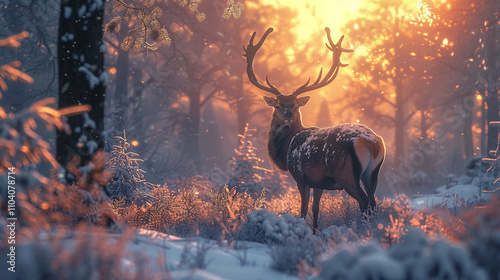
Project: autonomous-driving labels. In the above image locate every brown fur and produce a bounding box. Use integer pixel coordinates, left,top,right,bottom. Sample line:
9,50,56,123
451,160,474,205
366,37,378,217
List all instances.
265,95,385,231
245,27,384,232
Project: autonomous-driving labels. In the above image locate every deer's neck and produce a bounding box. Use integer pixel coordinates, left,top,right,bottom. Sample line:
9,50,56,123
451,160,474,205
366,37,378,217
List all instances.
267,118,304,171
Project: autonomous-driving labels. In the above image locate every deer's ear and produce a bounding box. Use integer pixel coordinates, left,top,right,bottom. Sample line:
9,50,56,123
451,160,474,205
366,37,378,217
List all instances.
263,96,277,107
297,96,310,107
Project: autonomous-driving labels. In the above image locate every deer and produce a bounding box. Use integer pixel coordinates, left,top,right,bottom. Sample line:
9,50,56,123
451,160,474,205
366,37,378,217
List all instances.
243,27,385,232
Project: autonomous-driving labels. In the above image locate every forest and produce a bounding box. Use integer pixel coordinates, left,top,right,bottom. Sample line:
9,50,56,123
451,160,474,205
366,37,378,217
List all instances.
0,0,499,279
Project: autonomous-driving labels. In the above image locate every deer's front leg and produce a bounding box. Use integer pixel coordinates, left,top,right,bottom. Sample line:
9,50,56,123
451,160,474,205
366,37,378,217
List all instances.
312,188,323,232
298,183,310,218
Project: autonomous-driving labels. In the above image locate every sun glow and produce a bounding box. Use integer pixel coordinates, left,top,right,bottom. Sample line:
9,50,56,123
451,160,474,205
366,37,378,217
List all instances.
261,0,362,43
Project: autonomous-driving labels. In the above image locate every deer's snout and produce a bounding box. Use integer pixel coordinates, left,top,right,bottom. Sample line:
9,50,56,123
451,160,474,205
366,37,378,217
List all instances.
283,109,293,120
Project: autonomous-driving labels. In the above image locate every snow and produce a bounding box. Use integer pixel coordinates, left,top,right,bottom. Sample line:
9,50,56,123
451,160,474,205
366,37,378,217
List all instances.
78,66,100,89
410,183,490,210
99,71,109,85
86,140,98,155
100,43,108,54
89,0,104,13
317,229,487,280
77,5,87,18
82,113,96,129
333,123,378,143
131,229,298,279
60,33,74,42
43,229,299,280
64,7,72,19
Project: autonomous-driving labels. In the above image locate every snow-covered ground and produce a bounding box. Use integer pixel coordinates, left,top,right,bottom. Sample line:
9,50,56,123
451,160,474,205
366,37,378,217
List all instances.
410,175,494,210
127,229,297,280
410,183,490,210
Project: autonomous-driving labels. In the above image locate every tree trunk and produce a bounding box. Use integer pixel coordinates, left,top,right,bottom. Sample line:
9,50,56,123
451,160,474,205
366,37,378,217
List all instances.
130,68,144,137
481,99,487,155
57,0,105,177
463,102,474,158
394,11,405,164
114,25,130,132
236,89,250,135
187,88,201,173
485,20,499,154
420,109,427,140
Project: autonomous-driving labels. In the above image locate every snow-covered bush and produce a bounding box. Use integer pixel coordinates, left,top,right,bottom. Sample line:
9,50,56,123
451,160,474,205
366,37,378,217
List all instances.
238,209,312,244
0,229,149,280
459,197,500,280
317,244,405,280
269,235,321,275
223,124,291,197
316,229,487,280
465,157,483,177
408,170,429,189
393,230,487,280
445,173,459,188
0,98,62,173
0,99,116,230
178,238,213,270
105,133,157,206
320,225,360,244
209,185,266,238
238,209,320,275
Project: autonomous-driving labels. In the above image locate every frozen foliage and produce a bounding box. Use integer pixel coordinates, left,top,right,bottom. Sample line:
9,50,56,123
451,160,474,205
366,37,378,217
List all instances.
269,235,321,275
223,124,290,197
239,209,312,245
0,98,63,172
0,229,148,280
317,229,488,280
461,198,500,279
238,209,320,274
105,133,156,206
318,245,405,280
445,173,458,188
320,225,360,244
178,238,213,270
78,65,100,89
411,177,490,210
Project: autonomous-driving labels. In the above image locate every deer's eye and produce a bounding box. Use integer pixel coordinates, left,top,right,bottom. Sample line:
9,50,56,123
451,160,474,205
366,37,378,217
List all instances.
275,106,281,110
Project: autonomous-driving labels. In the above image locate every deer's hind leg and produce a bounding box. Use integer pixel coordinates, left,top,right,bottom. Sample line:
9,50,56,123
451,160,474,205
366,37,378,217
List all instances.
342,179,369,213
361,159,383,209
337,156,369,213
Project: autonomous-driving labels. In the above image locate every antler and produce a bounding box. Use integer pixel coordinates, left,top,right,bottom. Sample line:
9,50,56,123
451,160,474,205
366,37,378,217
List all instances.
292,27,353,96
243,27,282,96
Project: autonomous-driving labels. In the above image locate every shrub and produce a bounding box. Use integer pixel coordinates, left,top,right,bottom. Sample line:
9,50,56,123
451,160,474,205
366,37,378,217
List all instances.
239,209,312,245
459,197,500,280
178,238,213,270
238,208,321,275
316,229,488,280
269,235,321,275
105,132,157,207
223,124,291,198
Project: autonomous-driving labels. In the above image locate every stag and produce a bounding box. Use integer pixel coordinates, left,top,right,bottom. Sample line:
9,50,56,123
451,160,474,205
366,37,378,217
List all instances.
243,27,385,231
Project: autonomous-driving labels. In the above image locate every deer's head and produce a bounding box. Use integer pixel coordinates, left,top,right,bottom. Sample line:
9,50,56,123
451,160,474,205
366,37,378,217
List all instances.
244,27,353,128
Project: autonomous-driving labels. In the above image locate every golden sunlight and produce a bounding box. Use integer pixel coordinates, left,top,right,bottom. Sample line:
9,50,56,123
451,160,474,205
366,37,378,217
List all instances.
261,0,363,41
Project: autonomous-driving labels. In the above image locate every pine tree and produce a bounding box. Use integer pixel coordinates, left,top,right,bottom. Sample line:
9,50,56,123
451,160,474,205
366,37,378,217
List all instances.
225,124,289,196
106,132,156,206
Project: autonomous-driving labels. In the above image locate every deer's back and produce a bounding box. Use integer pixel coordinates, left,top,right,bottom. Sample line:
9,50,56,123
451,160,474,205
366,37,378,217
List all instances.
287,123,381,187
